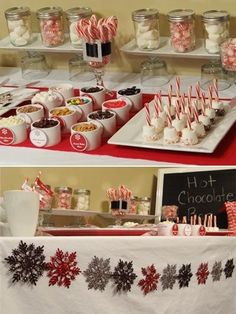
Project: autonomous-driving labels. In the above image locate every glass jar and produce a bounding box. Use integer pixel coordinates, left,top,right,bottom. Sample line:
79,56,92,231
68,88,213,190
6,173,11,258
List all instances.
132,8,160,50
128,196,139,214
220,38,236,72
37,7,64,47
21,52,50,79
66,7,92,48
73,189,90,211
202,10,229,54
168,9,195,52
137,197,151,215
54,186,72,209
34,184,53,210
5,6,32,47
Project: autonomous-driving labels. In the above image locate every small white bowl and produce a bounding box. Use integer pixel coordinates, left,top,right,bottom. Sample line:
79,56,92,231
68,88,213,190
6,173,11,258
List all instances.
16,104,44,125
66,96,93,122
49,106,80,134
87,110,116,138
30,118,61,147
102,98,131,125
80,86,105,110
0,116,27,145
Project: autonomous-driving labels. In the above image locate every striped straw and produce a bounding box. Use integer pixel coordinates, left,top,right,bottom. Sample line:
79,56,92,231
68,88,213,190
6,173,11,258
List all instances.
154,95,159,118
188,85,192,106
144,103,151,126
175,99,180,120
193,101,199,123
176,76,181,96
212,78,219,101
158,91,163,111
180,93,186,113
166,106,172,128
195,81,201,99
168,84,172,107
201,93,206,115
207,86,213,108
187,112,192,130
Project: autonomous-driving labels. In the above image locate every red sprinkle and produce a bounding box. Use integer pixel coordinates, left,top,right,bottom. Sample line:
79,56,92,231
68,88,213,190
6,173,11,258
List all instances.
104,100,126,109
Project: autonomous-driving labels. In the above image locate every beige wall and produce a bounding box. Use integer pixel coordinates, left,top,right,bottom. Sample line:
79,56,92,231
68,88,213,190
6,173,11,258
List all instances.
1,1,236,75
0,167,158,211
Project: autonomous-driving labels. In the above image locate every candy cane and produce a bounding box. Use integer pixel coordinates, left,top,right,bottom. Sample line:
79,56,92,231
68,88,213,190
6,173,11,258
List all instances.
166,107,172,127
175,99,180,120
195,81,201,99
186,112,192,130
154,95,160,118
157,91,163,111
201,93,206,116
145,103,151,126
187,85,192,106
175,76,181,96
180,93,186,113
168,84,172,107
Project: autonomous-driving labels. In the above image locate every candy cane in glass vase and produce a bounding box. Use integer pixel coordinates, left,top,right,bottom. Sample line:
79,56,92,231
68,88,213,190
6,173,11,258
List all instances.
220,38,236,85
76,15,118,97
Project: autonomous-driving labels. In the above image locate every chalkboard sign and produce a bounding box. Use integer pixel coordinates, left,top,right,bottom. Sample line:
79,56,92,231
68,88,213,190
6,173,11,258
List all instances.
156,168,236,228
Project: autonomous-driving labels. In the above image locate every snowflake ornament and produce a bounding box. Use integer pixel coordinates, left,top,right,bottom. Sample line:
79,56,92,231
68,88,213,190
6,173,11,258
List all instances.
177,264,193,288
161,264,177,290
224,259,235,279
47,249,81,288
138,264,160,295
83,256,111,291
112,259,137,292
4,241,47,286
211,261,223,282
196,263,209,285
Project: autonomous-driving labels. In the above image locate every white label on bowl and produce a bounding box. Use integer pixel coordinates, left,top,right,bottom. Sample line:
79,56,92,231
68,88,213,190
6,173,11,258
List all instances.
30,129,47,147
0,127,14,145
70,133,88,151
184,224,192,236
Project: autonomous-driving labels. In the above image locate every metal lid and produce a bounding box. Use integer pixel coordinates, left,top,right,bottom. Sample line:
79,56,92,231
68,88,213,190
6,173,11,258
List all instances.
202,10,229,23
65,7,92,19
74,188,90,194
54,186,72,193
37,7,63,19
132,9,159,22
5,7,31,19
168,9,195,22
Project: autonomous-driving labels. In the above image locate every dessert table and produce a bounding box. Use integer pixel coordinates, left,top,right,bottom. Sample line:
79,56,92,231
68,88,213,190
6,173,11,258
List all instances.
0,235,235,314
0,67,235,165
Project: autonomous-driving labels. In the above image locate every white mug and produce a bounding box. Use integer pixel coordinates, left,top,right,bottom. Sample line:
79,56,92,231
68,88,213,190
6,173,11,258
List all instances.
50,83,74,99
16,104,44,125
49,106,80,134
3,190,39,237
66,96,93,122
80,86,105,110
87,110,116,138
117,90,142,112
102,99,131,125
30,119,61,147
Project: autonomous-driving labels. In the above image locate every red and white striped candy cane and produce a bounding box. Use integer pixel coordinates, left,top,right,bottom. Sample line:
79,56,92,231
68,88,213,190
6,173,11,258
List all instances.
175,99,180,120
195,81,201,99
187,85,192,106
207,86,213,108
186,113,192,130
157,91,163,111
144,103,151,126
175,76,181,96
201,93,206,115
166,107,172,127
90,14,98,26
180,93,186,113
168,84,172,107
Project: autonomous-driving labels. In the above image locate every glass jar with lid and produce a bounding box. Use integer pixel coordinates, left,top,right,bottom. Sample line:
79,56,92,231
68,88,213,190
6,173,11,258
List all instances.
73,189,90,211
132,8,160,50
5,6,32,46
168,9,196,52
54,186,72,209
65,7,92,48
202,10,230,54
37,7,65,47
128,196,139,214
137,197,151,215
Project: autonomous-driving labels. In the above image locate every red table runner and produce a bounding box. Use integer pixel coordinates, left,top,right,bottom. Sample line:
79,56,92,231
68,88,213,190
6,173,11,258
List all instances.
2,91,236,165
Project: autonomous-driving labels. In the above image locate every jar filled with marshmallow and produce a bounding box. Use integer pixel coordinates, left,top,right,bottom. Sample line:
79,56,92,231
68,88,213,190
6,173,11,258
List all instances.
5,7,32,47
73,189,90,211
54,186,72,209
137,197,151,215
132,8,160,50
66,7,92,48
202,10,229,54
168,9,196,53
37,7,65,47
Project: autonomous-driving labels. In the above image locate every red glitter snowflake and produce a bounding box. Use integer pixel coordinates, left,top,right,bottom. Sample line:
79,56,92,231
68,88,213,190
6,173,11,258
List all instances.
47,249,81,288
138,264,160,295
196,263,209,285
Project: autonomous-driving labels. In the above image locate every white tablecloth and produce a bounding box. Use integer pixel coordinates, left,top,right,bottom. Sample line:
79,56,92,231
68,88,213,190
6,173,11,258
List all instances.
0,67,235,165
0,236,235,314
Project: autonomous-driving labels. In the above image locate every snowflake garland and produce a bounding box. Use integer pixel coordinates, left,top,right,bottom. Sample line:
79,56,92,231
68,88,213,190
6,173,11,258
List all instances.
177,264,193,289
47,249,81,288
224,259,235,279
4,240,47,286
161,264,177,290
83,256,111,291
112,259,137,292
138,264,160,295
196,263,209,285
211,261,223,282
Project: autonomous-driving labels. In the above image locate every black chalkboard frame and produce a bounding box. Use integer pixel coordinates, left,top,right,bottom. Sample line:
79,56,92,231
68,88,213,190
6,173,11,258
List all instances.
155,167,236,227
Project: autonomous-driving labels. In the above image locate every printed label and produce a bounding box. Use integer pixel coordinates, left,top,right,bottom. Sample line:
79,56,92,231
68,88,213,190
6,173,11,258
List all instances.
172,223,179,236
184,224,192,236
199,225,206,236
30,129,47,147
70,133,88,152
0,128,14,145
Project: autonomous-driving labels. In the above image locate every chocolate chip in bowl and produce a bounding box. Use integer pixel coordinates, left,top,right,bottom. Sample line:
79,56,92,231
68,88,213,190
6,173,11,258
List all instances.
81,86,103,93
118,86,141,96
88,110,114,120
32,118,59,129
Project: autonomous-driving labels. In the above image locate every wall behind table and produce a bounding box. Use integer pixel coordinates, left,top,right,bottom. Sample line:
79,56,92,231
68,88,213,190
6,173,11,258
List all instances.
0,0,236,75
0,167,157,226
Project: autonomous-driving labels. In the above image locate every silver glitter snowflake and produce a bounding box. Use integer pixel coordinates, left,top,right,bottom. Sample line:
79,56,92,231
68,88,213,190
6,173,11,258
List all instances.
83,256,111,291
211,261,223,282
160,264,177,290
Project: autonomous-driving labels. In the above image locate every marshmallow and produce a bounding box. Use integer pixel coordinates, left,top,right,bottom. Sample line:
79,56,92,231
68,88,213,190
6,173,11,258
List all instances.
204,22,229,53
7,18,31,46
142,125,159,141
135,19,160,50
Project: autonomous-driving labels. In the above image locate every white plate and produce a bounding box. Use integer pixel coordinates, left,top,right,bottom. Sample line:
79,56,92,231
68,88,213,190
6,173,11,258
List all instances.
0,87,39,116
108,98,236,154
